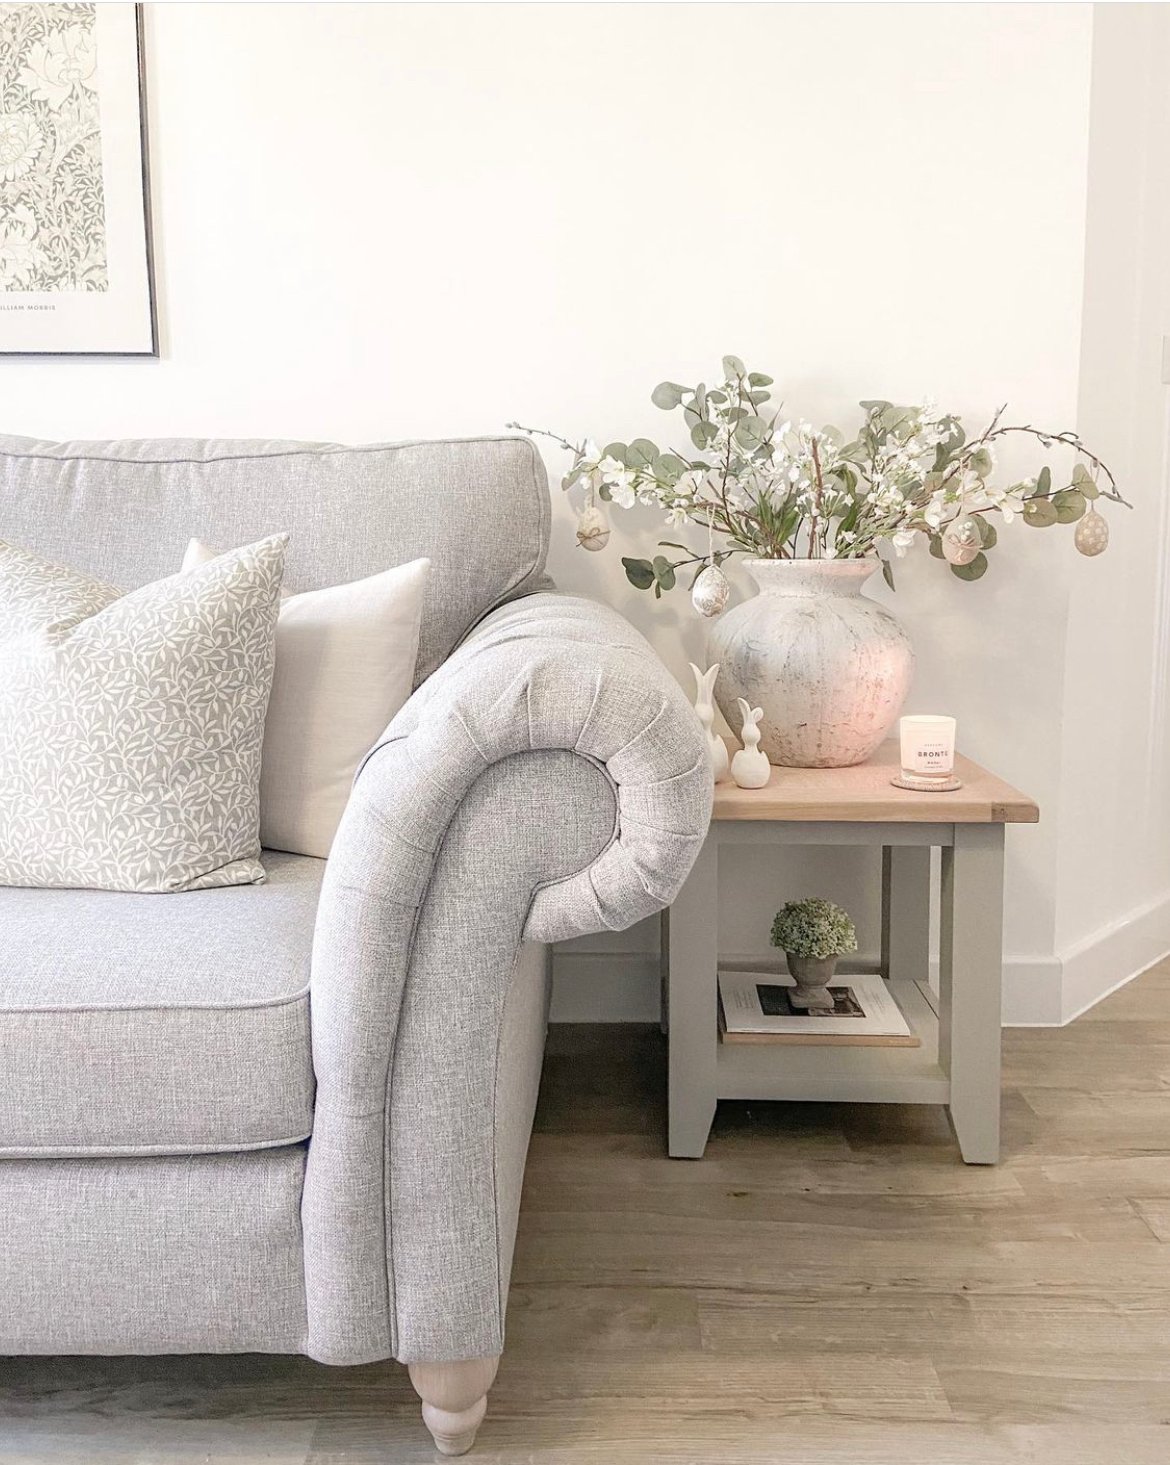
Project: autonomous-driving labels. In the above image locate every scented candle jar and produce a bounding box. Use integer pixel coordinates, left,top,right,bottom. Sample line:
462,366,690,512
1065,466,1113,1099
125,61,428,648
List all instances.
898,715,957,784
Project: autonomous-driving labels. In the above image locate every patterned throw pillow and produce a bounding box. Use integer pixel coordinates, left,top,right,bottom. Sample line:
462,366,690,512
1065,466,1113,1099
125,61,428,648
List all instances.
0,536,286,892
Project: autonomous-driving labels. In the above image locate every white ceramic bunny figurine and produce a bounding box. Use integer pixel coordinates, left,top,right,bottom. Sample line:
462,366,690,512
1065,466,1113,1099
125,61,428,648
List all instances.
689,662,730,784
731,699,770,789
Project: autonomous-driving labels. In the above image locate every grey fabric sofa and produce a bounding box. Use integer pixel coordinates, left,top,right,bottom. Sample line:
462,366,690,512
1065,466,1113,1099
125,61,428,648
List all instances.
0,433,711,1454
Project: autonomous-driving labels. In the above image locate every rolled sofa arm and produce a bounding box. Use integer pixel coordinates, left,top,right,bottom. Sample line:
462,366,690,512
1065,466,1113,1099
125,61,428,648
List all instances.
372,591,712,938
303,592,711,1367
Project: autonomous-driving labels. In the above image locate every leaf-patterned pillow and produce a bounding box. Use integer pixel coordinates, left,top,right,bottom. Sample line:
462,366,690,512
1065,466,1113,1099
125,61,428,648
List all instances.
0,536,286,892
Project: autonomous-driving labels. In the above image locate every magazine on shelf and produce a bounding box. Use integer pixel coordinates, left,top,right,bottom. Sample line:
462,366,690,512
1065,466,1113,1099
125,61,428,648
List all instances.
717,970,920,1046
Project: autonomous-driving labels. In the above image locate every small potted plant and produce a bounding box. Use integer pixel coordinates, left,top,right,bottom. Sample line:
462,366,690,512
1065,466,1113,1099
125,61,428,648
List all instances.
770,897,858,1012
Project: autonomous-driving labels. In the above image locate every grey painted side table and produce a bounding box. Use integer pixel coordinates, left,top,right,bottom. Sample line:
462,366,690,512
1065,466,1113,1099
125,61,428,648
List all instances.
662,741,1038,1164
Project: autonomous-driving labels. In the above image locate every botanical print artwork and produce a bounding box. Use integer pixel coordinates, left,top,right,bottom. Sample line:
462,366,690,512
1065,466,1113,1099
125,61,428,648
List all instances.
0,2,107,292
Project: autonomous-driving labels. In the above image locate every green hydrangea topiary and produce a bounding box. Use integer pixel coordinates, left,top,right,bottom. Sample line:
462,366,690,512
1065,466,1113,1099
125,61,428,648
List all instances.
770,898,858,960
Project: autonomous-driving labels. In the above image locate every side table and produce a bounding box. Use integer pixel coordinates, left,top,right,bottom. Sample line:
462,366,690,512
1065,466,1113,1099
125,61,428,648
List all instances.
662,741,1038,1164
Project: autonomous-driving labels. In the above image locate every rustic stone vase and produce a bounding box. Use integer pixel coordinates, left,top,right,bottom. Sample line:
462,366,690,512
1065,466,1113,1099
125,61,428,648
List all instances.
785,953,839,1012
707,559,914,768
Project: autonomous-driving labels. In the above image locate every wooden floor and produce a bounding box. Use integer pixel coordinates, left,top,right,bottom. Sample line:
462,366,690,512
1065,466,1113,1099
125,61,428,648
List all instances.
3,962,1170,1463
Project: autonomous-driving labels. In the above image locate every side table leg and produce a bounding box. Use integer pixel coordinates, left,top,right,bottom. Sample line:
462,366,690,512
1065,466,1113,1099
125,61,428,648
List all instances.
880,846,931,985
667,834,719,1158
939,824,1005,1164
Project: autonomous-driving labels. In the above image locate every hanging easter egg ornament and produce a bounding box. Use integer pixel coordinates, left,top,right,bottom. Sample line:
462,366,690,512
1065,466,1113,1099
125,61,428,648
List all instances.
575,502,610,552
692,563,730,618
691,505,730,617
1074,505,1109,557
941,517,982,567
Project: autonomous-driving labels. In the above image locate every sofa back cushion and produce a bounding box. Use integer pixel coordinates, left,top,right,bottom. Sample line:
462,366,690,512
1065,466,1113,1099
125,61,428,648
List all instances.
183,539,431,858
0,434,551,686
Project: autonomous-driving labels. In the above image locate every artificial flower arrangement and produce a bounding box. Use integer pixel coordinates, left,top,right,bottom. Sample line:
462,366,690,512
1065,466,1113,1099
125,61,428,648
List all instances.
510,355,1128,615
771,897,858,962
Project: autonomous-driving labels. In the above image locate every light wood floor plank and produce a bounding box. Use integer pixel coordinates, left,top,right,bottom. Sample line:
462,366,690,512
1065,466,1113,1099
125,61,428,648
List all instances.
1130,1198,1170,1241
696,1291,1170,1356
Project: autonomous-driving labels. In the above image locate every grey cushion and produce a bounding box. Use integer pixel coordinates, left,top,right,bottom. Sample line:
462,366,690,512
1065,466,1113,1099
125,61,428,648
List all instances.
0,434,552,685
0,852,322,1157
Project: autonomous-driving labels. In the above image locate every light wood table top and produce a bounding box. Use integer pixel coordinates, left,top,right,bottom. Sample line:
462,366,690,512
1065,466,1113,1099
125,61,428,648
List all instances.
713,739,1038,824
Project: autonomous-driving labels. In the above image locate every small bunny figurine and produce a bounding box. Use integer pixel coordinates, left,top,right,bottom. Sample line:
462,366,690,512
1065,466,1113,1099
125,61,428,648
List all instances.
689,662,730,784
731,699,770,789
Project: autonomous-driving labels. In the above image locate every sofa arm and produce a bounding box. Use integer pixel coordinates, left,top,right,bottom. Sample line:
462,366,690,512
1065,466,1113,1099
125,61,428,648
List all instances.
302,592,710,1368
363,591,711,937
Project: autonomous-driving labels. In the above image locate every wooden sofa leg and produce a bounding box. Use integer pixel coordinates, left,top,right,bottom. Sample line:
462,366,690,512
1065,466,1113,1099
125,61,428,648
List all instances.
408,1356,500,1456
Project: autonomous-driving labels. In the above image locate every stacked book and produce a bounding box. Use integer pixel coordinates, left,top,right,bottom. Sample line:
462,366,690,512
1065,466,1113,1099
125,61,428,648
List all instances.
717,969,920,1047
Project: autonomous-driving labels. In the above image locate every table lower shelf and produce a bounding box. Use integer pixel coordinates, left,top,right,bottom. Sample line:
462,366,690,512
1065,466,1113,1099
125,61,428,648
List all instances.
716,979,950,1106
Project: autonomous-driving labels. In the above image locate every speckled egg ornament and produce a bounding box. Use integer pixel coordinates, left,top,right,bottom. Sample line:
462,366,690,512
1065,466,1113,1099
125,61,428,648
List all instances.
691,563,730,618
575,503,610,552
1075,506,1109,557
941,517,982,566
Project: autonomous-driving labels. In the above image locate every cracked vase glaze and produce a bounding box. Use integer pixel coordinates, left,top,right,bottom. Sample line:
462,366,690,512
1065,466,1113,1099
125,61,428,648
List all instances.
707,558,914,768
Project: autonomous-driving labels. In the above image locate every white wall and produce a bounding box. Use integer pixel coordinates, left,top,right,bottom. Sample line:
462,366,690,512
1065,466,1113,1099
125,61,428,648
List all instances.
2,2,1162,1021
1053,2,1170,1021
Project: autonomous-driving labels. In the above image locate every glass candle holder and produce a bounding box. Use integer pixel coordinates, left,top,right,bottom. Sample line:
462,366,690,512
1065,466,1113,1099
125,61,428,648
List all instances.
895,715,959,791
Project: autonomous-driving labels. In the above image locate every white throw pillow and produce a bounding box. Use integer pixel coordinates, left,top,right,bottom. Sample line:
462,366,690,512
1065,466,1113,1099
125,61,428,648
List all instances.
182,540,430,858
0,536,286,893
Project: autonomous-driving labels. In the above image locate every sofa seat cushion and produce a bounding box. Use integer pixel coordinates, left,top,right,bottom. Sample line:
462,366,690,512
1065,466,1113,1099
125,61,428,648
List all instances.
0,853,322,1157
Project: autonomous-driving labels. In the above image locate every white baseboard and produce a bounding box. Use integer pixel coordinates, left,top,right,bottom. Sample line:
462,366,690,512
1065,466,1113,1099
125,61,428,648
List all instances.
551,890,1170,1028
1056,887,1170,1024
997,890,1170,1025
999,956,1065,1026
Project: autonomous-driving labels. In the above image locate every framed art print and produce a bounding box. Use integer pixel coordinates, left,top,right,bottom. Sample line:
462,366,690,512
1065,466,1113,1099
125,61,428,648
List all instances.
0,2,157,355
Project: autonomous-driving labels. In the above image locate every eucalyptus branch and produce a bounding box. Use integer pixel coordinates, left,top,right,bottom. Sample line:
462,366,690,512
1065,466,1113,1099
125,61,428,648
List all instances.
656,543,735,571
509,361,1131,596
504,422,586,463
982,424,1128,505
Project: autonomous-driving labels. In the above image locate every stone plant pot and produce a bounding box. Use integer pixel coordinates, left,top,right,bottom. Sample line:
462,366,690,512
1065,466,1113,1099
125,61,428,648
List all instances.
785,953,840,1014
707,558,914,768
